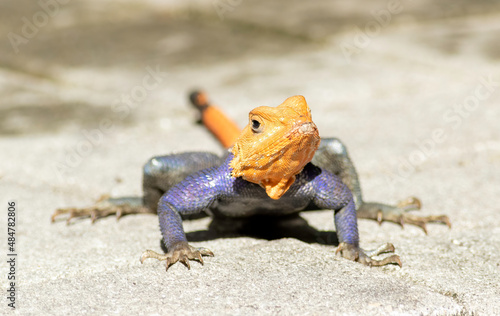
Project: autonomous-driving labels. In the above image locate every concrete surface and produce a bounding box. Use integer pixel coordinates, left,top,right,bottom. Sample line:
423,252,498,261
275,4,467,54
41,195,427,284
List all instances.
1,0,499,315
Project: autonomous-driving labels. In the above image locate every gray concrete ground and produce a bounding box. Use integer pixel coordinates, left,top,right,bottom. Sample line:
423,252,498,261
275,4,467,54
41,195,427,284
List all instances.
1,0,499,315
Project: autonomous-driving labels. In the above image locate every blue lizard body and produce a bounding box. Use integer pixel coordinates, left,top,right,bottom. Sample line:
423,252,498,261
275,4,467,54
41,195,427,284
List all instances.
158,153,359,252
52,93,450,270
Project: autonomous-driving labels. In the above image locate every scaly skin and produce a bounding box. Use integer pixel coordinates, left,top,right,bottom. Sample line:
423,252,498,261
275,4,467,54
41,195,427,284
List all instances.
141,152,401,270
53,93,450,271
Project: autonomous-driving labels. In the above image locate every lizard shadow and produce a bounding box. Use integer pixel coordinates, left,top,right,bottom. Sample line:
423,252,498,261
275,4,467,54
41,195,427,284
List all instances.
160,213,339,252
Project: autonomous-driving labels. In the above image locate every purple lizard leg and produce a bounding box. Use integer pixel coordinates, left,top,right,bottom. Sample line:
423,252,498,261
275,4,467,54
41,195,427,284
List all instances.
140,167,220,271
311,167,401,267
140,201,214,270
334,200,402,267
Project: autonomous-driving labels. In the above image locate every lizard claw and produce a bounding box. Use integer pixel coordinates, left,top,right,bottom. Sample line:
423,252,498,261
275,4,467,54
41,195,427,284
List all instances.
51,206,107,225
394,196,451,231
400,213,451,234
140,242,214,271
336,242,402,267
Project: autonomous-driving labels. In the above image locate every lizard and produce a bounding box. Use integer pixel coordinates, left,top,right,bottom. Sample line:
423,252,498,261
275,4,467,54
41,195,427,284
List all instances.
52,94,450,270
188,90,450,232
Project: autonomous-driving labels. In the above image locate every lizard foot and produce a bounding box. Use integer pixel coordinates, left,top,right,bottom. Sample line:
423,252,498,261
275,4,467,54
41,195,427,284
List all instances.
336,242,402,267
51,196,149,224
357,197,451,234
140,242,214,271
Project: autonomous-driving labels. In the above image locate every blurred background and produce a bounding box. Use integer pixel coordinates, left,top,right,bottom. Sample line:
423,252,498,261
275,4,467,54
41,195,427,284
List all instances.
1,0,499,199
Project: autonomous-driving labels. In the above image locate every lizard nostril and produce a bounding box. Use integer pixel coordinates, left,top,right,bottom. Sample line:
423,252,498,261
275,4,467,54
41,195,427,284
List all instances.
299,122,317,134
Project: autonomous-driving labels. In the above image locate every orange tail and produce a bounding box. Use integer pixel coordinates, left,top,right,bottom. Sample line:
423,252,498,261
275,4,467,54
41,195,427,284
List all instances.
189,91,241,148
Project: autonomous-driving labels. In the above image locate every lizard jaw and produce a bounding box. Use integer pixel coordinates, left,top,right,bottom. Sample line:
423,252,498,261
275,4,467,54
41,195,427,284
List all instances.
262,121,320,199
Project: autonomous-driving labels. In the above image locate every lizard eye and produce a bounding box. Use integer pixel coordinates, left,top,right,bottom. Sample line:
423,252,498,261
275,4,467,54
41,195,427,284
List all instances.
251,118,263,133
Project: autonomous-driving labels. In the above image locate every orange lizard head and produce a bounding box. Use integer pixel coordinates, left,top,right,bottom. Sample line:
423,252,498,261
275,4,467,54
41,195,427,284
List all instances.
230,95,320,200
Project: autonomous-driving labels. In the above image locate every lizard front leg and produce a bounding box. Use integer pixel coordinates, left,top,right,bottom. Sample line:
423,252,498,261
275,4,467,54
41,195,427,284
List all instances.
312,170,401,267
334,199,401,267
142,152,222,210
140,167,221,271
140,201,213,270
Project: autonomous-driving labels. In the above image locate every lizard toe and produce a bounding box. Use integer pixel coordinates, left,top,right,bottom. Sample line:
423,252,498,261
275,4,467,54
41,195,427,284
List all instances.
337,242,402,267
141,242,213,271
